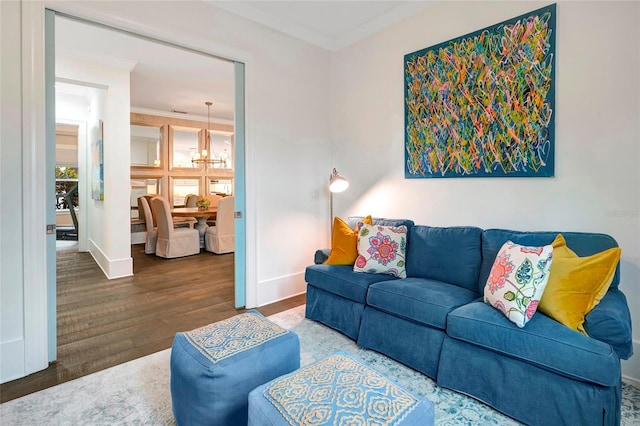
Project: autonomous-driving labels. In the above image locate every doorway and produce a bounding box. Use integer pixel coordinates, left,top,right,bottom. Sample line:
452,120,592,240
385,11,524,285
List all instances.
48,11,246,362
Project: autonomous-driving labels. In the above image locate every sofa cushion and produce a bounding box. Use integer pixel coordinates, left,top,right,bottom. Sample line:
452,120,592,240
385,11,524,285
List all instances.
479,229,620,295
305,264,398,304
446,302,620,386
406,226,482,293
367,278,478,330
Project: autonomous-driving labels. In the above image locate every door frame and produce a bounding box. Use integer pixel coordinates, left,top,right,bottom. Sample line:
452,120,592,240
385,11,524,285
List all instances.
24,0,257,376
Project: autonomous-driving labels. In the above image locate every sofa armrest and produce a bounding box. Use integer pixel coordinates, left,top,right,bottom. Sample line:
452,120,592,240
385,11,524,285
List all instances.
584,288,633,360
314,249,330,264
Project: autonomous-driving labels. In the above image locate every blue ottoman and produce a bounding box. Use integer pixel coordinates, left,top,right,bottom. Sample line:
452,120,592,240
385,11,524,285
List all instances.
170,310,300,426
248,351,435,425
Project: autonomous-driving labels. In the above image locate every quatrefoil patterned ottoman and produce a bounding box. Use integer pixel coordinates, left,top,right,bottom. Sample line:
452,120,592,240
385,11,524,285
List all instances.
248,351,435,425
170,310,300,426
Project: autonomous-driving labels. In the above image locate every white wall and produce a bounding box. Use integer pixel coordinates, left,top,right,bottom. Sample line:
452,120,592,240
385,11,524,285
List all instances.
56,54,133,278
330,1,640,381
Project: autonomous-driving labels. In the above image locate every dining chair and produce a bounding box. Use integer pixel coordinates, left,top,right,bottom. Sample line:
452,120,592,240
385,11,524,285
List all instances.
138,196,158,254
147,194,196,229
204,194,223,206
150,197,201,258
204,196,234,254
184,193,198,207
204,194,224,226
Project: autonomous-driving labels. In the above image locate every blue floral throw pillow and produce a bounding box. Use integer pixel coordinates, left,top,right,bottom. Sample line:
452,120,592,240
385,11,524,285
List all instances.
484,240,554,328
353,223,407,278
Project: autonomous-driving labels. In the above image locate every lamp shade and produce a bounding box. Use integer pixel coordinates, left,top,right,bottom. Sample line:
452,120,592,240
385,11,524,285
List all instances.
329,168,349,193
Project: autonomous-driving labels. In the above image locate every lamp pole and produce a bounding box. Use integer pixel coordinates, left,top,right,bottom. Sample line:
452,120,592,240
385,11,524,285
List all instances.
328,168,349,234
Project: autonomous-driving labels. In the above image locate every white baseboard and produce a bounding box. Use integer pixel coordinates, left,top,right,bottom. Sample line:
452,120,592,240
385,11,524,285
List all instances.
131,232,145,245
255,272,306,308
0,338,24,384
88,239,133,279
622,339,640,383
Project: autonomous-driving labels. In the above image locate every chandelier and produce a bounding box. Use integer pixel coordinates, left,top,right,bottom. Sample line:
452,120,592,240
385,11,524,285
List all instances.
191,101,227,169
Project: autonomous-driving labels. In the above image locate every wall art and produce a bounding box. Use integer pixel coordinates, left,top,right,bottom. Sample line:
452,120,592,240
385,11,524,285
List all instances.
405,4,556,178
91,119,104,200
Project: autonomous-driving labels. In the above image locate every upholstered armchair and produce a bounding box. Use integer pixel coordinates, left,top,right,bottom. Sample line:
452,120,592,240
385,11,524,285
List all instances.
150,197,201,258
205,196,234,254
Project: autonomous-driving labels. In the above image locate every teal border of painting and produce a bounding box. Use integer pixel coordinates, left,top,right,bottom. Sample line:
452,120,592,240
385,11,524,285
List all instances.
404,3,556,179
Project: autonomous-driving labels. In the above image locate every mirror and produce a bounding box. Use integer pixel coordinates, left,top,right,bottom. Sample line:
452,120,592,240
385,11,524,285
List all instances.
210,132,232,169
209,178,233,195
172,178,200,206
172,128,199,168
131,125,161,167
131,178,161,219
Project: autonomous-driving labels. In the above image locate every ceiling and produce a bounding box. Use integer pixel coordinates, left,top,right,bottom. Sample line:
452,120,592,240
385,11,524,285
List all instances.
55,1,434,122
210,1,436,51
56,15,236,122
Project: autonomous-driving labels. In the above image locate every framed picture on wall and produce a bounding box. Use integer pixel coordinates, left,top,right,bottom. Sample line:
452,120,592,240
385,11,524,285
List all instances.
404,4,556,178
91,119,104,200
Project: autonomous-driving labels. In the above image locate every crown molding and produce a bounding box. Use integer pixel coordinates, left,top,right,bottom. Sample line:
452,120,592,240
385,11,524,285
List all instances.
334,1,438,50
209,1,336,50
207,1,438,51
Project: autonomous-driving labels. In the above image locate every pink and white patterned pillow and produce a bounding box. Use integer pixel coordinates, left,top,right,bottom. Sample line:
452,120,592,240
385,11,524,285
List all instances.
353,223,407,278
484,240,554,328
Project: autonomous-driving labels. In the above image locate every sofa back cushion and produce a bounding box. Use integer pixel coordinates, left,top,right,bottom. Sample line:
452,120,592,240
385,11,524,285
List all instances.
406,226,483,292
347,217,415,230
479,229,620,295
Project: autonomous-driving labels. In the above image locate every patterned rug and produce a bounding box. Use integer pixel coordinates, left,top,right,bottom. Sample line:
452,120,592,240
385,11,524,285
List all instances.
1,305,639,425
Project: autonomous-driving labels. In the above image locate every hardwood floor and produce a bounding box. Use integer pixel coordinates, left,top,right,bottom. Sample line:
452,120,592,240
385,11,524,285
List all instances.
0,243,306,403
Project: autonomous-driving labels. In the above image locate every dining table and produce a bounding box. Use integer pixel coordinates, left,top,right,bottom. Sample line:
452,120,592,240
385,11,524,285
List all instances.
171,206,217,247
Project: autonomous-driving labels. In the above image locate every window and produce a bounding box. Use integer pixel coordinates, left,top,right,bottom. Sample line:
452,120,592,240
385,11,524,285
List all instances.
56,166,78,211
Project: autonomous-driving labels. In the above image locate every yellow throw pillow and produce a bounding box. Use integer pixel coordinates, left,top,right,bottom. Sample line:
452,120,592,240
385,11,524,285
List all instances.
550,233,577,257
539,234,621,334
324,216,373,265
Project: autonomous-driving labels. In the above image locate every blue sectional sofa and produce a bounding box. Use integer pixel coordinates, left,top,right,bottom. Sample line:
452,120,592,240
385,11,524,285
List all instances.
305,217,633,426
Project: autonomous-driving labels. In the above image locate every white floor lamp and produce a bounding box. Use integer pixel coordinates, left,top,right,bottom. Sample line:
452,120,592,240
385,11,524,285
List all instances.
329,168,349,233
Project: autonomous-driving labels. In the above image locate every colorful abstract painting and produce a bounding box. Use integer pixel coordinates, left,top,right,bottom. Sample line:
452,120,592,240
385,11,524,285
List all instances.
405,4,556,178
91,120,104,201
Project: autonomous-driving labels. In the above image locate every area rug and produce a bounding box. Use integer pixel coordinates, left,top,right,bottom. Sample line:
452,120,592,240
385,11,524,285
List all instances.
2,305,639,425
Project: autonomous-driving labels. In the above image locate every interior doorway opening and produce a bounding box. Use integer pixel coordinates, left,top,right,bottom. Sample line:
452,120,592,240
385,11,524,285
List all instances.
47,11,245,375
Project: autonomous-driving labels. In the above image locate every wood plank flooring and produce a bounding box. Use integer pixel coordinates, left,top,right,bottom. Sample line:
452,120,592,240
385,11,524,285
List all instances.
0,243,306,403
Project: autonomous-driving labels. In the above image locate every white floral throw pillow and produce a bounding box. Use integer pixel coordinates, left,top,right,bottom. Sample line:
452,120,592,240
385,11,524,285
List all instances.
484,240,554,328
354,223,407,278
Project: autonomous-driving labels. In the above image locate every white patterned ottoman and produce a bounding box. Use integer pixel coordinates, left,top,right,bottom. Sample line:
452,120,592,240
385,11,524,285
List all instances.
248,351,435,425
170,310,300,426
